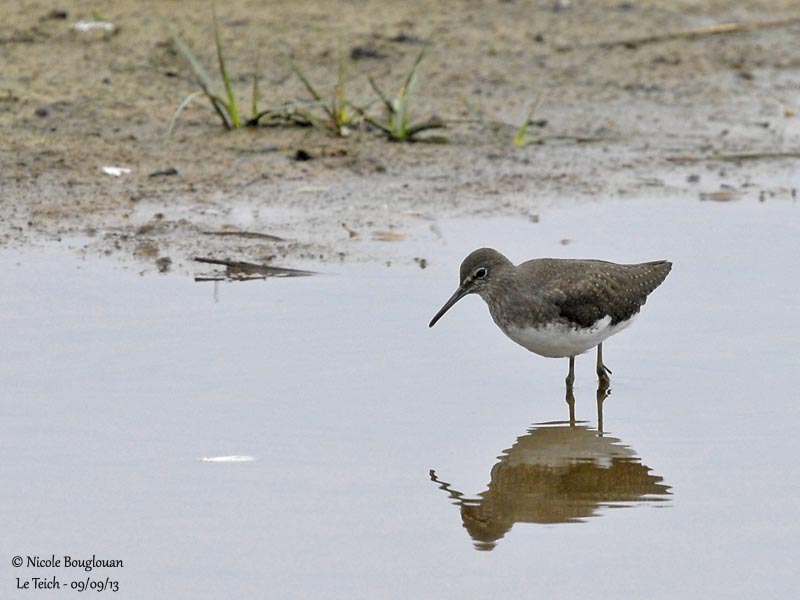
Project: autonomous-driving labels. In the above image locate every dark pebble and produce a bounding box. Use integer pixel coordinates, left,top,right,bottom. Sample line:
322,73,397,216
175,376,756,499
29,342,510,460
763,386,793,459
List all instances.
389,33,422,44
350,46,387,60
44,9,68,20
148,167,179,178
156,257,172,273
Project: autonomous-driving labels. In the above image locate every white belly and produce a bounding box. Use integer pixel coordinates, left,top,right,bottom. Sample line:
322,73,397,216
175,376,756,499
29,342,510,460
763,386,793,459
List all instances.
503,315,634,358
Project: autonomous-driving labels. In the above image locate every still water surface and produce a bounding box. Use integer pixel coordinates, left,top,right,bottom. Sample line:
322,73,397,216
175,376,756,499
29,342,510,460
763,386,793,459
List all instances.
1,199,798,598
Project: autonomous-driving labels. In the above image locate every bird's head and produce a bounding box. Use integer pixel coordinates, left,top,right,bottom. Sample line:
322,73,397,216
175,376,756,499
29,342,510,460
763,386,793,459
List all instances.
429,248,512,327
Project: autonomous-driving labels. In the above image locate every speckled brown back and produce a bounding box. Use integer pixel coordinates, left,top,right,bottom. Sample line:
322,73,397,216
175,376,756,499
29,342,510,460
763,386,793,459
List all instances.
517,258,673,328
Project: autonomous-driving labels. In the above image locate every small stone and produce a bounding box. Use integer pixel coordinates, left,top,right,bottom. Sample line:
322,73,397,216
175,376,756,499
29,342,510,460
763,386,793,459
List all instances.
43,9,68,20
350,46,387,60
148,167,178,178
388,33,422,44
156,257,172,273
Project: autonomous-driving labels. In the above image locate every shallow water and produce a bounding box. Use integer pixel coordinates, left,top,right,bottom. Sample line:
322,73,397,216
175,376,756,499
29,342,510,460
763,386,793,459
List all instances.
2,198,798,599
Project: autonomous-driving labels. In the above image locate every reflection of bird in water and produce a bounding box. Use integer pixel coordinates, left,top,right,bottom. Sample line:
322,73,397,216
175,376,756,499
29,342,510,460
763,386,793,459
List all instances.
430,419,670,551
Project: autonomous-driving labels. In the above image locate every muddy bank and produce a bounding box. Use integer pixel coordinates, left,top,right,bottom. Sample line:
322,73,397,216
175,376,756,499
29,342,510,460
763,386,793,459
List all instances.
2,0,799,275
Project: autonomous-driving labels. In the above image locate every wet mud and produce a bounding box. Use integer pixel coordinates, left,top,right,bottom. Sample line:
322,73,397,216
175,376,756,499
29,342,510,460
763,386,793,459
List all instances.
2,1,800,274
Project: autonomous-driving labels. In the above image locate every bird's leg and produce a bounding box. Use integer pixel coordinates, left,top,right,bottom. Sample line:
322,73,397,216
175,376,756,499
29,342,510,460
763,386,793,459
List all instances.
565,385,576,426
565,356,575,389
596,343,612,385
596,380,610,435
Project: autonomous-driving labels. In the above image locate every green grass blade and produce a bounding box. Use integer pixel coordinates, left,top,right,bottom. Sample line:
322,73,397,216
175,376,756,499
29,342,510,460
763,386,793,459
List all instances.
290,58,323,103
334,40,347,126
212,3,240,128
368,76,395,115
290,56,339,126
513,107,534,146
362,114,393,136
398,46,426,98
351,103,392,135
513,97,542,146
165,23,217,94
405,118,445,137
297,107,327,130
396,46,426,137
211,100,234,129
251,71,260,121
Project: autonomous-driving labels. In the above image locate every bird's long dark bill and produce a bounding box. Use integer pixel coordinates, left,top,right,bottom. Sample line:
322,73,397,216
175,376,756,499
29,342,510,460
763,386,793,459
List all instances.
429,286,469,328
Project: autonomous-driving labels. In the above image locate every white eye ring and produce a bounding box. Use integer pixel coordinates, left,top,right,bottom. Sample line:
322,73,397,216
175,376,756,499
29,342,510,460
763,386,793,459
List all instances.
475,267,488,279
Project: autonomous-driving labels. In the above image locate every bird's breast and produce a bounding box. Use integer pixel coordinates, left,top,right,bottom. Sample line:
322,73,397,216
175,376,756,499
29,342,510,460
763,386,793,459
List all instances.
501,316,635,358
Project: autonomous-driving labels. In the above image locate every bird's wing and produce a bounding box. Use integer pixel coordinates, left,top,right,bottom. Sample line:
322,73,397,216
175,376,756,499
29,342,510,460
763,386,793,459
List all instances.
542,262,661,327
548,281,617,328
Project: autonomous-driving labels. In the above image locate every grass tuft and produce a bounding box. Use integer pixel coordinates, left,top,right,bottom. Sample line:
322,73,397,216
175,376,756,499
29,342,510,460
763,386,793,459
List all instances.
357,47,444,142
289,42,358,136
165,18,454,143
166,4,300,132
165,6,241,130
513,100,543,147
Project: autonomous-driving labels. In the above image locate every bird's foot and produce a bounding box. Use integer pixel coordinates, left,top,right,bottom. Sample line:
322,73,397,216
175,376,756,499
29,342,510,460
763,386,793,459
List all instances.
597,363,612,376
596,363,612,386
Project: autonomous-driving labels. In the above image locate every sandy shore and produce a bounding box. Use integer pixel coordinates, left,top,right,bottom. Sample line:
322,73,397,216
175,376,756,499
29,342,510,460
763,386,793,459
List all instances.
2,0,799,275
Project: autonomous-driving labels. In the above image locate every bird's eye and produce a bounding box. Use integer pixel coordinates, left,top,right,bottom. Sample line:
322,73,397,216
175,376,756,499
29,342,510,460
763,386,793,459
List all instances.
475,267,488,279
